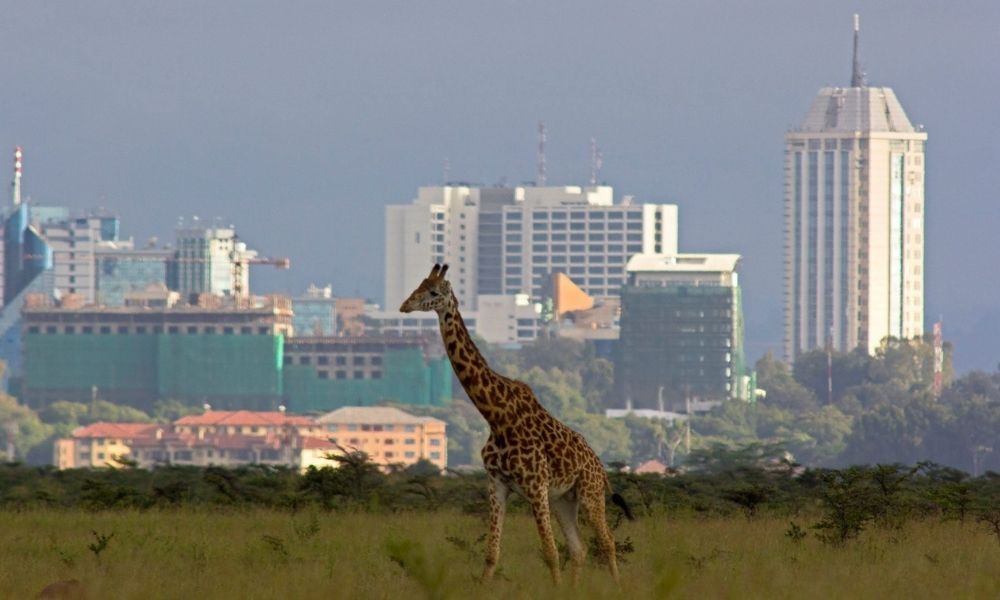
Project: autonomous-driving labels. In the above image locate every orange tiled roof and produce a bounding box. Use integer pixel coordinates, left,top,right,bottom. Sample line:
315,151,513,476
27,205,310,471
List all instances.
174,410,316,427
300,437,338,450
71,422,160,440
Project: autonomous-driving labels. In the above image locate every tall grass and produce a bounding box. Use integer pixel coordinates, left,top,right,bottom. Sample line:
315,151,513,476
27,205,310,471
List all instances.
0,509,997,599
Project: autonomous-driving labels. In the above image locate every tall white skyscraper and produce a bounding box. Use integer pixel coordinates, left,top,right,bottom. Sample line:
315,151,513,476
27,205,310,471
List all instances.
385,185,678,311
784,16,927,361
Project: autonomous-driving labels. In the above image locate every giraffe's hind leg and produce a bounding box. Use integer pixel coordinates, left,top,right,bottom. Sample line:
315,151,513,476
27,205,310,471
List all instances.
580,484,619,581
481,475,508,582
552,492,585,585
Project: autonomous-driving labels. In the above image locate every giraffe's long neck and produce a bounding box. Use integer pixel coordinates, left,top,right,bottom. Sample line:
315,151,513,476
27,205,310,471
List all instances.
437,294,507,424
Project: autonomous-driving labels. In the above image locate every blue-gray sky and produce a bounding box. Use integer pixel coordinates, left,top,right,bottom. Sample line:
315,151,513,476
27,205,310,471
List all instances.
1,2,997,370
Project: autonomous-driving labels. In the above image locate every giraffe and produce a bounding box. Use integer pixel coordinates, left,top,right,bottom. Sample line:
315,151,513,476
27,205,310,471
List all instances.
400,263,634,584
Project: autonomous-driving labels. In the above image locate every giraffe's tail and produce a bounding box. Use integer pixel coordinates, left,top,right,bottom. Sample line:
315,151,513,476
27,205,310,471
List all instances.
611,492,635,521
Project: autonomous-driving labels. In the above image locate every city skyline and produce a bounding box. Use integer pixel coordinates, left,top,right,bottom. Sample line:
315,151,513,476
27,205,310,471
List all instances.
1,3,997,370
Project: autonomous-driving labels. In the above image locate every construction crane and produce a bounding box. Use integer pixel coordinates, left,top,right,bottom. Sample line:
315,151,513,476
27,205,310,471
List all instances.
230,248,290,307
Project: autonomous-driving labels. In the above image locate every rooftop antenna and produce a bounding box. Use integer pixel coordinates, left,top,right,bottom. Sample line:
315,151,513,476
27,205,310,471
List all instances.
589,137,603,186
443,157,450,185
851,14,866,88
12,146,22,207
536,121,547,186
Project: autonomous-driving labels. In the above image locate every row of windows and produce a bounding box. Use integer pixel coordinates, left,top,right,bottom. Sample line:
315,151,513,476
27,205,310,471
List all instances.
287,354,382,367
28,325,274,335
316,370,382,380
506,221,643,232
326,424,420,432
525,210,642,220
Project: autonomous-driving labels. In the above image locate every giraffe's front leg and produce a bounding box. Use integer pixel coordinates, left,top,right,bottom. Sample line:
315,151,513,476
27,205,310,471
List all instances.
481,475,508,582
525,484,562,585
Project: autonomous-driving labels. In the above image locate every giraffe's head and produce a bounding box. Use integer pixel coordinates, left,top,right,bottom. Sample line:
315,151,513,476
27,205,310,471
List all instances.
399,264,454,313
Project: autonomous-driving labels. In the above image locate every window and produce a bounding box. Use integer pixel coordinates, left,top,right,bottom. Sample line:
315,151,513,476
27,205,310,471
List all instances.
353,356,365,365
336,356,346,365
100,326,111,334
353,370,364,379
223,327,234,335
135,326,146,334
318,356,329,365
430,452,441,460
241,326,252,334
404,425,416,432
187,326,198,334
82,326,93,334
336,371,347,379
318,370,329,379
300,356,311,365
326,424,339,432
430,438,442,446
404,438,416,445
405,451,416,458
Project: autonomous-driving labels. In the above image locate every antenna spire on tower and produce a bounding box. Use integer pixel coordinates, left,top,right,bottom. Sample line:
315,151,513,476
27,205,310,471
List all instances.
851,13,866,87
536,121,547,186
12,146,22,207
589,137,603,186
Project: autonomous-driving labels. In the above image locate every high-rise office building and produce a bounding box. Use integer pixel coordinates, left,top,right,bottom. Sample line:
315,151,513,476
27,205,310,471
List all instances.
784,16,926,360
616,253,748,410
385,185,677,311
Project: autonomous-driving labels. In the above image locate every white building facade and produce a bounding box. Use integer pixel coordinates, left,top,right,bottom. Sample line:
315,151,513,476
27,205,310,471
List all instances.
784,25,927,360
385,185,678,312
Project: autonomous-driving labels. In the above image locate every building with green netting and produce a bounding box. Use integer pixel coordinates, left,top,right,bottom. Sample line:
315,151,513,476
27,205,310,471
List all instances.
283,335,452,412
21,299,452,413
21,298,294,411
615,253,750,411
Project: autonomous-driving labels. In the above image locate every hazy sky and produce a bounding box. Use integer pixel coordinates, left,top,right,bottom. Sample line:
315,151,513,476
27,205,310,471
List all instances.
1,2,997,370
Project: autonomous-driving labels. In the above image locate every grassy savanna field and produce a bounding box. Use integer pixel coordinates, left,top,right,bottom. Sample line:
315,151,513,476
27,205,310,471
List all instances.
0,509,997,599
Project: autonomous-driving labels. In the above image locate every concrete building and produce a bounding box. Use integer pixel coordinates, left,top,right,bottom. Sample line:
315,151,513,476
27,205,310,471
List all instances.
385,185,678,311
784,16,927,360
317,406,447,470
616,253,748,411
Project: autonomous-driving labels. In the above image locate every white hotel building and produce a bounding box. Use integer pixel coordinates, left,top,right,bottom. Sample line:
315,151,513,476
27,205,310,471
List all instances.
784,19,927,360
385,185,678,313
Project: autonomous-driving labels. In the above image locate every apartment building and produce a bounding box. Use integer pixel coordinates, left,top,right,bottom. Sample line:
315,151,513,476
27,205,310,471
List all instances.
317,406,447,470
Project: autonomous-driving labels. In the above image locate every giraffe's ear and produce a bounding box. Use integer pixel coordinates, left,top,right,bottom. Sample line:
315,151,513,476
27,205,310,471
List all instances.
439,264,449,278
429,264,441,279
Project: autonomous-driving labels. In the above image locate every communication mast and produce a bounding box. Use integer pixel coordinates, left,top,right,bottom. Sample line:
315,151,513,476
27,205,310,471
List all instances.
12,146,22,207
589,137,603,186
536,121,547,186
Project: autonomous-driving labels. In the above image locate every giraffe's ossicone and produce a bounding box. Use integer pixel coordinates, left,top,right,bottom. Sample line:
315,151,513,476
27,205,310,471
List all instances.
400,263,634,584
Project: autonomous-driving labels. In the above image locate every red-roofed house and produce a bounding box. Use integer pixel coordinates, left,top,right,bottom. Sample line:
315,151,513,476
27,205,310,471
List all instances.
54,422,162,469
